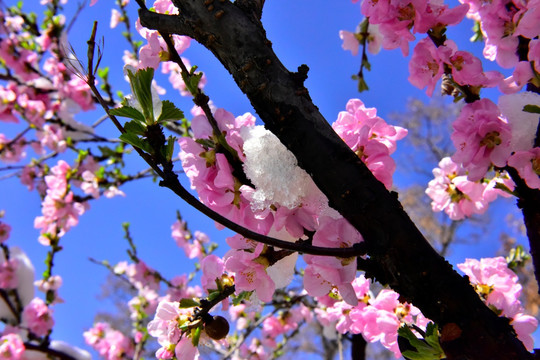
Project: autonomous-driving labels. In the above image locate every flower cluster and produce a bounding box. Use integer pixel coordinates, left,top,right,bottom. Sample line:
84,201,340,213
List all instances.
315,275,429,358
409,38,502,96
332,98,407,189
84,322,135,360
33,160,88,246
459,0,540,72
178,101,403,303
458,257,538,350
360,0,469,56
426,157,513,220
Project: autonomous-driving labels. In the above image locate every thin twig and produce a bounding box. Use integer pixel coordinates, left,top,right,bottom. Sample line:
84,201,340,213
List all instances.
85,23,367,258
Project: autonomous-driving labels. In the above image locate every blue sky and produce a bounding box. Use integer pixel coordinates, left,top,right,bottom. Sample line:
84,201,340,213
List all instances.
0,0,533,356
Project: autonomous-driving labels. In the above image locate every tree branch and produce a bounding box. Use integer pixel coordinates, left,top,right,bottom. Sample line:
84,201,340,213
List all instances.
138,3,532,359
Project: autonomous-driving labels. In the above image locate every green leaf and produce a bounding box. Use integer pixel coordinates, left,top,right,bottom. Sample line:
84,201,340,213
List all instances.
164,135,176,162
352,74,369,92
191,326,201,347
124,120,147,136
109,106,146,123
398,324,445,360
232,291,252,306
125,67,155,122
97,67,109,80
157,100,184,123
424,323,443,351
470,21,484,42
119,133,152,153
362,56,371,72
523,104,540,114
179,298,201,308
207,290,221,302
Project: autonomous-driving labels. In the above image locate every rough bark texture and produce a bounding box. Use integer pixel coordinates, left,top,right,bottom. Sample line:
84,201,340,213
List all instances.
139,1,533,359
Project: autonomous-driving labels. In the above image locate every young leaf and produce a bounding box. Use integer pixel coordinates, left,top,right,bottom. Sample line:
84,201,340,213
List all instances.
179,298,201,308
119,133,152,153
206,290,221,303
125,67,155,122
164,135,176,162
398,324,445,360
232,291,252,306
97,67,109,80
124,120,147,136
158,100,184,123
109,106,146,123
523,104,540,114
191,326,201,347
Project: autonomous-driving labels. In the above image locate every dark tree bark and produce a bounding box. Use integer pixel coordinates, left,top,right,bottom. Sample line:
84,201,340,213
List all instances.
351,334,367,360
138,1,533,359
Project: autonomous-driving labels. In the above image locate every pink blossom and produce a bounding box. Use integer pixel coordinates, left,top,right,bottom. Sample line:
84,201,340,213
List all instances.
80,170,100,198
0,333,25,360
200,254,224,291
103,186,125,198
414,2,469,33
451,98,512,181
128,288,159,320
66,77,94,111
155,345,174,360
34,275,62,293
171,220,207,259
360,0,418,55
529,39,540,73
302,217,363,305
439,41,503,87
499,61,534,94
36,124,67,153
514,1,540,39
84,322,134,360
511,313,538,351
458,257,522,316
507,148,540,189
339,30,359,56
458,257,538,348
316,275,371,334
225,244,275,302
22,298,54,337
110,9,122,28
408,38,445,96
0,85,18,123
333,99,406,189
127,261,160,291
350,290,402,357
139,32,165,69
153,0,179,14
426,157,491,220
0,135,26,164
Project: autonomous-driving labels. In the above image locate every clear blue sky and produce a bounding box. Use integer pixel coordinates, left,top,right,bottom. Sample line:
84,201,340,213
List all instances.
0,0,533,356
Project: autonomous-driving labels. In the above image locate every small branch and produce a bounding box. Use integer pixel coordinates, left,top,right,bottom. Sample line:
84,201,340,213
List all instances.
65,0,87,33
223,311,277,359
159,173,367,257
84,23,365,258
0,126,31,156
505,165,540,294
0,289,21,323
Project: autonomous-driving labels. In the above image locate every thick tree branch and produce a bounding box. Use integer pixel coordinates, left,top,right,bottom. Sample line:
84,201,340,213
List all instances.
139,2,532,359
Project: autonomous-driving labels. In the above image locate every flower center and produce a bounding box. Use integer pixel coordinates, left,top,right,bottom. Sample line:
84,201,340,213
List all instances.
479,131,501,149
